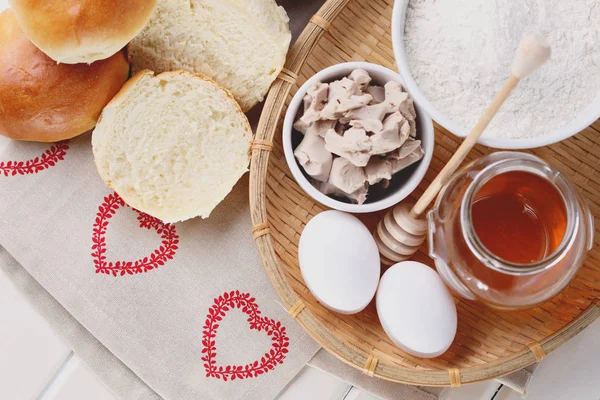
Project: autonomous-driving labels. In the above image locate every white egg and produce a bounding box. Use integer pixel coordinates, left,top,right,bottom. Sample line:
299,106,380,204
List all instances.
299,210,380,314
376,261,457,358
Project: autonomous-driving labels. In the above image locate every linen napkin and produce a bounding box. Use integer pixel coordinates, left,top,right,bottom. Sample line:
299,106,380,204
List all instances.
0,134,436,400
0,135,320,400
0,135,533,400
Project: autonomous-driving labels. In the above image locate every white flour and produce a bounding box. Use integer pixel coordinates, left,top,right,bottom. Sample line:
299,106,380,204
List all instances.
404,0,600,139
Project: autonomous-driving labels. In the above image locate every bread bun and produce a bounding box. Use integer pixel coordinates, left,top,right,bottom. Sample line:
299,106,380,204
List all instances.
0,9,130,142
92,70,252,222
129,0,291,111
8,0,156,64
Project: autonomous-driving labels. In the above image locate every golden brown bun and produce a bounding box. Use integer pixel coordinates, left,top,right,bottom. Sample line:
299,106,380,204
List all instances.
9,0,156,64
0,9,130,142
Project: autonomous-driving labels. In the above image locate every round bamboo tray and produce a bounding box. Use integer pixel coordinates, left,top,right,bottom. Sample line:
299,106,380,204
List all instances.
249,0,600,386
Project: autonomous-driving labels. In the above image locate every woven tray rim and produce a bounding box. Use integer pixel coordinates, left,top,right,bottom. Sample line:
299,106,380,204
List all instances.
248,0,600,386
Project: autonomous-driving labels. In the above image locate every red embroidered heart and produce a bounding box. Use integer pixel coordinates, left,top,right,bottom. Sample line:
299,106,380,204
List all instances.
91,192,179,276
0,141,69,176
202,291,290,381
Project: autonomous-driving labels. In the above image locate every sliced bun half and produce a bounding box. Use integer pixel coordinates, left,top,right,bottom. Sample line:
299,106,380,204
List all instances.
9,0,157,63
0,9,130,142
92,70,252,222
129,0,291,111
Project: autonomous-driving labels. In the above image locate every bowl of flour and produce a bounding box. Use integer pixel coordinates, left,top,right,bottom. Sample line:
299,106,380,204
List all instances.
391,0,600,149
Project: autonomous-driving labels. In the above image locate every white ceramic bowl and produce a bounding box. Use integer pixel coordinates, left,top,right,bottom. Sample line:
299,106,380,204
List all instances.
283,62,434,213
391,0,600,150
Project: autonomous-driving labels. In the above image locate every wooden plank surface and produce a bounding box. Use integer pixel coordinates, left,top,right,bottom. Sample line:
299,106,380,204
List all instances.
39,355,117,400
0,268,71,399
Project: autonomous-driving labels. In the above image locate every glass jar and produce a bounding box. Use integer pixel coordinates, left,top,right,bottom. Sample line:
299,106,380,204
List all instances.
428,152,594,310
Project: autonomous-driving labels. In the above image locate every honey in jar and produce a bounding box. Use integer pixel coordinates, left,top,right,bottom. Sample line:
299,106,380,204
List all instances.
471,170,567,265
428,152,594,310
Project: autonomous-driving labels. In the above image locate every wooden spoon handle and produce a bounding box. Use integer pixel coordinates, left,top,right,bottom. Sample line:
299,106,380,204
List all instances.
409,75,519,218
409,34,551,219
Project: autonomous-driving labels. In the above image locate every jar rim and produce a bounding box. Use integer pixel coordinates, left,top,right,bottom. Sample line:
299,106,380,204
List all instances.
460,157,579,276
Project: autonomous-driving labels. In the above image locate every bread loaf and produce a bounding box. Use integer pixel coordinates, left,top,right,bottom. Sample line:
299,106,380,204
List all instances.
0,9,130,142
9,0,156,63
92,70,252,222
129,0,291,111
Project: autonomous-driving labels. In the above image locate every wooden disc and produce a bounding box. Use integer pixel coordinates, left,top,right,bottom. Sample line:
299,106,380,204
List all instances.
392,203,428,236
384,211,426,247
377,220,420,256
380,255,395,267
374,230,412,262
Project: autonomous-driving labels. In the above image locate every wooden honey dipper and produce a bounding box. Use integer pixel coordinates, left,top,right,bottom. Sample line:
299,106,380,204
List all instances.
376,34,552,265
